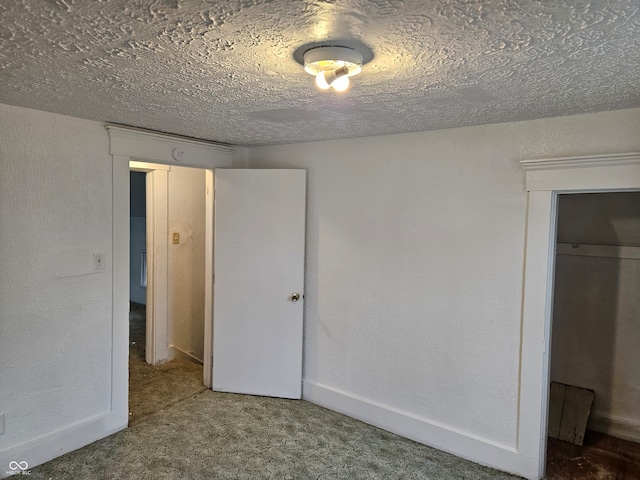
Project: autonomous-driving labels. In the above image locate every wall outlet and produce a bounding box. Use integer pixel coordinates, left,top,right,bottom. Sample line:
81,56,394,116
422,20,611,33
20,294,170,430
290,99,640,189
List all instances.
93,251,105,270
0,412,5,435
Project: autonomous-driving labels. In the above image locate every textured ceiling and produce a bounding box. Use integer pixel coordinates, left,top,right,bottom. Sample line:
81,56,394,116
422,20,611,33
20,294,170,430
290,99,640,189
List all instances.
0,0,638,147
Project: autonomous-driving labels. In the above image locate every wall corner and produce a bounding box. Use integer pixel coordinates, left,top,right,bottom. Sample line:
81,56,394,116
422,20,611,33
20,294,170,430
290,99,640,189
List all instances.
232,147,250,168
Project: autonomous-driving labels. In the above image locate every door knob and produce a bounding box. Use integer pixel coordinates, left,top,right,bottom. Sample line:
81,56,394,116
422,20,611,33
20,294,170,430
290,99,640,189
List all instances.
291,292,300,302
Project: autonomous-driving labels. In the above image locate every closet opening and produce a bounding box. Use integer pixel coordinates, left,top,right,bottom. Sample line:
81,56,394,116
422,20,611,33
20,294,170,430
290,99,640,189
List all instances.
545,192,640,478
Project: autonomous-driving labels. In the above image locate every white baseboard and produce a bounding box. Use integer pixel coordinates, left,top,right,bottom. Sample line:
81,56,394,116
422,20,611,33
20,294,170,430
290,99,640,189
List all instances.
0,410,127,479
167,344,204,365
303,380,539,480
589,411,640,442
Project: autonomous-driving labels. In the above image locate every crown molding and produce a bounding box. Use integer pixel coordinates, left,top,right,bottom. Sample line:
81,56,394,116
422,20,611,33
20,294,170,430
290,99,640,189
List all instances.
106,124,235,168
106,124,235,153
520,152,640,171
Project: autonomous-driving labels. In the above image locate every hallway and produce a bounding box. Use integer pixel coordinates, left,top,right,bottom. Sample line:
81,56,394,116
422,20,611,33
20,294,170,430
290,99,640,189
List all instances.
128,303,207,425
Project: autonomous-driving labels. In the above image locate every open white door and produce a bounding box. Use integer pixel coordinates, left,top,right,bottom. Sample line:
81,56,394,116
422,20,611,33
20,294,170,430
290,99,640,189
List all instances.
212,169,306,399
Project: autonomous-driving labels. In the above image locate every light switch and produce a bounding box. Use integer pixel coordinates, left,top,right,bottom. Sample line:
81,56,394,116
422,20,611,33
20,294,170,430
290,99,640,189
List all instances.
93,252,105,270
172,232,180,244
0,412,5,435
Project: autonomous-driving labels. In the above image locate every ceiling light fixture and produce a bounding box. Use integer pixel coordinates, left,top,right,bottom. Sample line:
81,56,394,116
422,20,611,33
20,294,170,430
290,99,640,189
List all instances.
303,46,363,93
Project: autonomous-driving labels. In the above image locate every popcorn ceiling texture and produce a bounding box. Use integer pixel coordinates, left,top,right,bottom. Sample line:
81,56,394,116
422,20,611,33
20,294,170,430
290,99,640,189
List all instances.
0,0,638,146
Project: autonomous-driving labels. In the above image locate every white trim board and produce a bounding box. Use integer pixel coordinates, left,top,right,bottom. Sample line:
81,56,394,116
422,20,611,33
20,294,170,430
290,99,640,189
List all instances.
520,152,640,171
107,125,234,166
521,152,640,192
303,381,536,479
144,167,170,365
518,152,640,480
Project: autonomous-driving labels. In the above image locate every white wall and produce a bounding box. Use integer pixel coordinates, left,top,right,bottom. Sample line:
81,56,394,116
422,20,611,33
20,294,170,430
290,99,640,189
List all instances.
248,107,640,477
167,166,206,363
0,104,115,469
129,171,146,305
232,146,249,168
552,192,640,441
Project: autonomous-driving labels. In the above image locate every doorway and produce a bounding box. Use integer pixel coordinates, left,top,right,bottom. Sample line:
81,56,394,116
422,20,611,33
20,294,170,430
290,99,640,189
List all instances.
128,162,210,424
545,192,640,477
518,152,640,480
109,126,306,446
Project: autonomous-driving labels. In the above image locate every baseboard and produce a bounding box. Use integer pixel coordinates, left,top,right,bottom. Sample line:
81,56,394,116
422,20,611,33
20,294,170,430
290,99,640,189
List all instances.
303,380,539,480
589,411,640,442
167,344,204,365
0,409,127,479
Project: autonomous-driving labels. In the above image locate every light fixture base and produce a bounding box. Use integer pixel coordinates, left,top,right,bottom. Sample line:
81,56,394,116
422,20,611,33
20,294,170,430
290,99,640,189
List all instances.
303,46,363,77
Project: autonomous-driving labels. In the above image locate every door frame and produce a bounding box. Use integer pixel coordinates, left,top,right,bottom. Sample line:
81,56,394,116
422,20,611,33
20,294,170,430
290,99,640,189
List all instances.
518,152,640,479
129,161,171,365
107,125,234,425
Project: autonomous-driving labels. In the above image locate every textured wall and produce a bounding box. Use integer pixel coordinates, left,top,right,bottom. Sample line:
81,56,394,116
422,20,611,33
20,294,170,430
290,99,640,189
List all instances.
0,104,112,450
248,107,640,450
552,192,640,440
167,166,206,362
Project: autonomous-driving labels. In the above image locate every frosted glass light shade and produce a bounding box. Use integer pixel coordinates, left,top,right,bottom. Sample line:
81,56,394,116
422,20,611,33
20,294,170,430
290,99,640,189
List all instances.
303,46,362,92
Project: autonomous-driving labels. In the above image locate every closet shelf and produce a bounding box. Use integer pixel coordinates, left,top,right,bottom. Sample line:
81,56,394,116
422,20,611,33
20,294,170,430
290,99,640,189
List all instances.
556,242,640,260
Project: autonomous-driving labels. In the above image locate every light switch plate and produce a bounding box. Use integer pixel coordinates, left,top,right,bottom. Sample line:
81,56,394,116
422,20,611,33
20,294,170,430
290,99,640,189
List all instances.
172,232,180,244
0,412,5,435
93,251,105,270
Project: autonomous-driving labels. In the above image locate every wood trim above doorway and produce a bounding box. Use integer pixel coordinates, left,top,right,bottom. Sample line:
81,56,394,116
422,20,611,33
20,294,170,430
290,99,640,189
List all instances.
521,152,640,192
521,152,640,171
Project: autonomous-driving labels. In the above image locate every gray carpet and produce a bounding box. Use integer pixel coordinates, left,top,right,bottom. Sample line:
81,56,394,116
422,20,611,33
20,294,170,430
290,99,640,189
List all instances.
29,305,521,479
128,303,207,425
30,389,521,479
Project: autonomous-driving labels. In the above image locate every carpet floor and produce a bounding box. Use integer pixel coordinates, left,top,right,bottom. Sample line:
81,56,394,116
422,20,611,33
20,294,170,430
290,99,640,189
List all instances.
128,303,207,426
29,304,522,479
30,389,521,480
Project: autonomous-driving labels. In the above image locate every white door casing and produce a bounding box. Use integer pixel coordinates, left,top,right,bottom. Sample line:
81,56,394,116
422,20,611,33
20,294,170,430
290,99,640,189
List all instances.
212,169,306,399
203,170,215,388
129,162,171,365
518,152,640,480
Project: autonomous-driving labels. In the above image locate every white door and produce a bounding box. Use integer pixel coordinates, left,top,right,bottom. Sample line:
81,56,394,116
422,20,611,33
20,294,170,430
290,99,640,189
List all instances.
212,169,306,399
